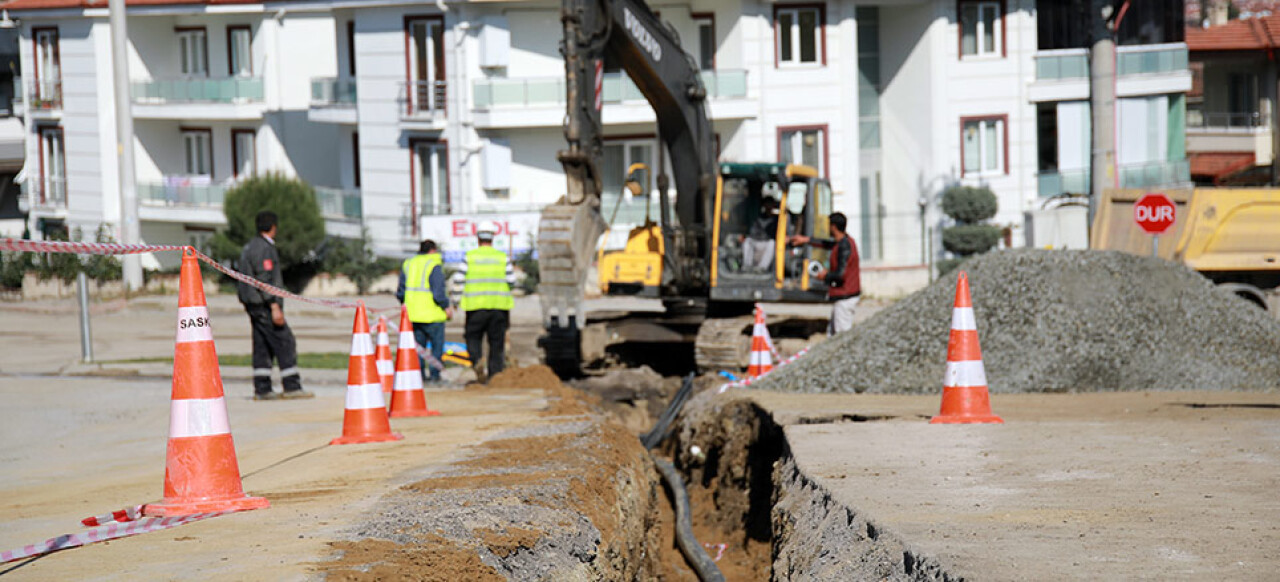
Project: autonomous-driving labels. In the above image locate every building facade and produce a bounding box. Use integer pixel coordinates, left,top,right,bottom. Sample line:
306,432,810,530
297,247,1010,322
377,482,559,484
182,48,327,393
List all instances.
6,0,1191,278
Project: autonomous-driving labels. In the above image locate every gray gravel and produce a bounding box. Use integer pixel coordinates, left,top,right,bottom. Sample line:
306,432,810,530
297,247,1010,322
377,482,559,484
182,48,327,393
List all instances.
754,249,1280,394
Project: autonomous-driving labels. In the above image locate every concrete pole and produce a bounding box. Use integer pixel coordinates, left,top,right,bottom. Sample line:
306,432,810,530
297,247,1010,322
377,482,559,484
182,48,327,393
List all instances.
1088,0,1117,231
109,0,142,291
76,271,93,362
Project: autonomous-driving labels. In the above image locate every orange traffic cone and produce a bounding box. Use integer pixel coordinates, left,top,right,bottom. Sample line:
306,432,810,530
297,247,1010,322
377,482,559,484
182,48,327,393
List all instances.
746,304,774,377
931,272,1003,424
389,306,441,417
331,303,404,445
144,248,269,517
375,315,394,397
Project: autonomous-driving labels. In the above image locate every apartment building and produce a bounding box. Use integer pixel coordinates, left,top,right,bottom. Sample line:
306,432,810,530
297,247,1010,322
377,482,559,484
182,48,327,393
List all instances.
5,0,1191,278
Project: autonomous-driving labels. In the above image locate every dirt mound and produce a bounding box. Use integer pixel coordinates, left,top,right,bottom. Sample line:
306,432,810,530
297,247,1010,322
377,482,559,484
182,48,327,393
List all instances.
754,249,1280,394
479,364,565,389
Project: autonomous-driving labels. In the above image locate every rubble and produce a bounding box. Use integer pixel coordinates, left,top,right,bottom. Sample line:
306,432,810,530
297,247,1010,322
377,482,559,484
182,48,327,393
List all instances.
754,249,1280,394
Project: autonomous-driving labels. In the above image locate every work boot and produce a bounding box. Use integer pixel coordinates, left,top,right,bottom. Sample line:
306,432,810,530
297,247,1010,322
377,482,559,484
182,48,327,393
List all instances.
471,363,488,385
280,389,316,400
254,391,280,401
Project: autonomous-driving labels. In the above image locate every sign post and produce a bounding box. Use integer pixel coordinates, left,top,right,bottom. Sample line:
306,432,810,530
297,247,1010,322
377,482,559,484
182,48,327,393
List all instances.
1133,192,1176,258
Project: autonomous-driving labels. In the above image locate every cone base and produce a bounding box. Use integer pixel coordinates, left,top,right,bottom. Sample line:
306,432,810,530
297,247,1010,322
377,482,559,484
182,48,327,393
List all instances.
929,414,1004,424
330,432,404,445
390,408,441,418
144,494,269,517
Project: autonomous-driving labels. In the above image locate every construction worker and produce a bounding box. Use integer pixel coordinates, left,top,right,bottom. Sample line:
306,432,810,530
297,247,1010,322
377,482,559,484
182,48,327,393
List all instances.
449,221,515,383
396,239,453,383
789,212,861,335
237,211,313,400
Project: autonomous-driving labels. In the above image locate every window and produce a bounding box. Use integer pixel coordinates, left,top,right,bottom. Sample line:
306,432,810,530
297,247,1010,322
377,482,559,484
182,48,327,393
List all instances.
182,129,213,176
857,7,880,150
778,126,827,177
1228,73,1258,115
959,1,1002,59
227,26,252,77
961,116,1006,176
406,17,446,115
602,139,655,201
232,129,255,178
775,5,824,67
1037,0,1089,50
177,28,208,77
693,13,715,70
1116,0,1184,46
352,132,361,188
33,28,60,105
1036,103,1058,173
413,140,449,216
347,21,357,77
39,126,66,206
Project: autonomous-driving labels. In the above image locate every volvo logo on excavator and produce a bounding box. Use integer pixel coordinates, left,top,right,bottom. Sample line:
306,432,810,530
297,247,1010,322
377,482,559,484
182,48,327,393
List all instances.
623,7,662,62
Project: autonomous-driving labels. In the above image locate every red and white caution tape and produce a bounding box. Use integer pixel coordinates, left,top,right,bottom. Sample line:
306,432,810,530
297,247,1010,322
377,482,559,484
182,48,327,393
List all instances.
80,505,144,527
2,509,232,563
717,346,811,393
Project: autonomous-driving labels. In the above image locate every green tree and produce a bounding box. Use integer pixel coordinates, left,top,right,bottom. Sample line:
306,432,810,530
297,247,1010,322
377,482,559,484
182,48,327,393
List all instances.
938,185,1001,275
513,234,539,294
208,174,325,283
320,229,398,295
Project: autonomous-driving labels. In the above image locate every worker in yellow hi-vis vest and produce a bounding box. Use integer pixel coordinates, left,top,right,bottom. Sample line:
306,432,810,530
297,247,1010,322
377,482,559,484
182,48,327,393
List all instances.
396,239,453,383
449,221,515,384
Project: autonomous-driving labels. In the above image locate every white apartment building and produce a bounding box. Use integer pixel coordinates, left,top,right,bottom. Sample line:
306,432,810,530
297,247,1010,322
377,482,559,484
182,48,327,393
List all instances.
7,0,1190,278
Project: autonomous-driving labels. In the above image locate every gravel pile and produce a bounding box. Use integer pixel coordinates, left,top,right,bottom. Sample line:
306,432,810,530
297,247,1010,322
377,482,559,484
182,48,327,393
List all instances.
755,249,1280,394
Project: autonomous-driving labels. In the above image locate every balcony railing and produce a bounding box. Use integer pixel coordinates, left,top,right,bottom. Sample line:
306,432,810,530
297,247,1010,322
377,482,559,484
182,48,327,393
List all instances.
1118,159,1191,189
20,177,67,209
138,178,227,208
1034,49,1089,82
1117,44,1188,77
314,187,362,221
1037,168,1091,198
402,80,447,118
473,69,749,110
1187,110,1270,130
24,79,62,111
132,77,265,104
311,77,357,107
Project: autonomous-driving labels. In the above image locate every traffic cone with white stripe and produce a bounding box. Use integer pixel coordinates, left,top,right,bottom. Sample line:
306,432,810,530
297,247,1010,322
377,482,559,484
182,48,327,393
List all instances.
144,247,269,517
331,302,404,445
389,306,441,417
931,272,1003,424
746,304,774,377
375,315,394,398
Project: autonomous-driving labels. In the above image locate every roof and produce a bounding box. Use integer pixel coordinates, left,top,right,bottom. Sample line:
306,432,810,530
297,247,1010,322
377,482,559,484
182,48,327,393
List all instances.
0,0,264,11
1189,152,1257,183
1186,15,1280,52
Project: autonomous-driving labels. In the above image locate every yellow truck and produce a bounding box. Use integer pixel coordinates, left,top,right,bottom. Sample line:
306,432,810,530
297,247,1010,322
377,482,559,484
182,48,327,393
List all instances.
1091,188,1280,314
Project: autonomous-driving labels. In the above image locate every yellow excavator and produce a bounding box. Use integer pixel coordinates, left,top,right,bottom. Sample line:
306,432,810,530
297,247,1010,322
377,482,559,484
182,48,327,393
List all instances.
535,0,836,377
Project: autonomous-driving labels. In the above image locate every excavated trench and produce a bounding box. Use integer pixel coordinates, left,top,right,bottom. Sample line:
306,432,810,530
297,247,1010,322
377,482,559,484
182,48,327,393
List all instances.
667,392,963,581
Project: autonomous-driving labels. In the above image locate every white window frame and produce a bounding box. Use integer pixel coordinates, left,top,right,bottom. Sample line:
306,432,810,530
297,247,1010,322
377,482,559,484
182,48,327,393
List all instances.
779,127,826,177
960,0,1003,59
177,29,209,77
407,17,445,114
775,6,823,67
413,140,449,215
228,26,252,77
39,126,66,206
182,129,213,177
962,117,1006,177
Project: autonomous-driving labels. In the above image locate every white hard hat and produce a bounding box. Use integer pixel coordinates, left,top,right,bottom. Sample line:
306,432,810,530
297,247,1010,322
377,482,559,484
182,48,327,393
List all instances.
476,220,499,239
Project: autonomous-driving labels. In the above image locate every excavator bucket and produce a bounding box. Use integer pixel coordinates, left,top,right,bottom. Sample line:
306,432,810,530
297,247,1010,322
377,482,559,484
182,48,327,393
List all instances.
538,199,608,373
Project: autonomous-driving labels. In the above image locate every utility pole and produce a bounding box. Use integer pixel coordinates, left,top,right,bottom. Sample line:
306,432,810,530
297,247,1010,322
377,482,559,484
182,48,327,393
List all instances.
1088,0,1117,230
109,0,142,291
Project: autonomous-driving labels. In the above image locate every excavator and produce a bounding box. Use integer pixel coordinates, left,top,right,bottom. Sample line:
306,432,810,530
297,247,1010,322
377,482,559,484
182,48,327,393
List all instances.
537,0,834,377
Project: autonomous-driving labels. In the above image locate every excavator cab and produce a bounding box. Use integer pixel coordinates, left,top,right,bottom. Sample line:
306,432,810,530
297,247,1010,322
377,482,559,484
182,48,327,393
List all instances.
710,163,833,303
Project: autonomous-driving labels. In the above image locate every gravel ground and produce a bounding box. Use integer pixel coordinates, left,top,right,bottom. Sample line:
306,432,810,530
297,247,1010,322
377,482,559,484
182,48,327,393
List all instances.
754,249,1280,394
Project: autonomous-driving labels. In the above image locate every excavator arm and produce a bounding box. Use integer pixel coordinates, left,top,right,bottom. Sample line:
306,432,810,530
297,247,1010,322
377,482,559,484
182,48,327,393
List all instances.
538,0,717,376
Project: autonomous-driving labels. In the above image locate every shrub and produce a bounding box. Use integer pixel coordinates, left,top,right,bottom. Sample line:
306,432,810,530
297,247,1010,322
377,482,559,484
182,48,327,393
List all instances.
939,184,1000,275
320,230,398,295
942,224,1003,256
942,185,998,224
514,235,539,294
82,224,122,283
208,174,325,275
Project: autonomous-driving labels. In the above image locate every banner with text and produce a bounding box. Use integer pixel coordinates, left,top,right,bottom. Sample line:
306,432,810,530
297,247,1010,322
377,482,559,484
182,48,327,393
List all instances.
419,213,542,263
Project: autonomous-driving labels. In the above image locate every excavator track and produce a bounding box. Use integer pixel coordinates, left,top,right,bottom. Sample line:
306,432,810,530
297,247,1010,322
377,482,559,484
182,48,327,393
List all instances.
694,316,754,372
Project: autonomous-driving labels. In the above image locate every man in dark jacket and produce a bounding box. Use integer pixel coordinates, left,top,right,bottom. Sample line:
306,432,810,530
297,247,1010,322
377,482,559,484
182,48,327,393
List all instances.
238,211,312,400
789,212,861,335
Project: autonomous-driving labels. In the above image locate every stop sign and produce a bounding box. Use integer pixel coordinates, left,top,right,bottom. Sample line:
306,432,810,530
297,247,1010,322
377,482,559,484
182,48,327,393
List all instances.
1134,193,1176,235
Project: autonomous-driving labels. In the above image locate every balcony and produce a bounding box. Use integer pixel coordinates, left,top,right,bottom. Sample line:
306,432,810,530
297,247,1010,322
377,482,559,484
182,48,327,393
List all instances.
1037,168,1090,198
309,78,357,124
1029,49,1089,102
22,79,62,116
1118,159,1191,189
1115,43,1191,97
471,69,754,128
1187,111,1274,165
132,77,266,120
19,177,67,213
400,80,447,126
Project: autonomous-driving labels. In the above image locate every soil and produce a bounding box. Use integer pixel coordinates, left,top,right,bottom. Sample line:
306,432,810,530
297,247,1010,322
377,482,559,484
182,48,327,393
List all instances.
321,537,504,582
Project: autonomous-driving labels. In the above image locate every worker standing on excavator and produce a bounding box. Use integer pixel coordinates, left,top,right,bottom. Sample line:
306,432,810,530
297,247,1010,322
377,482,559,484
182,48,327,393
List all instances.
450,221,516,384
